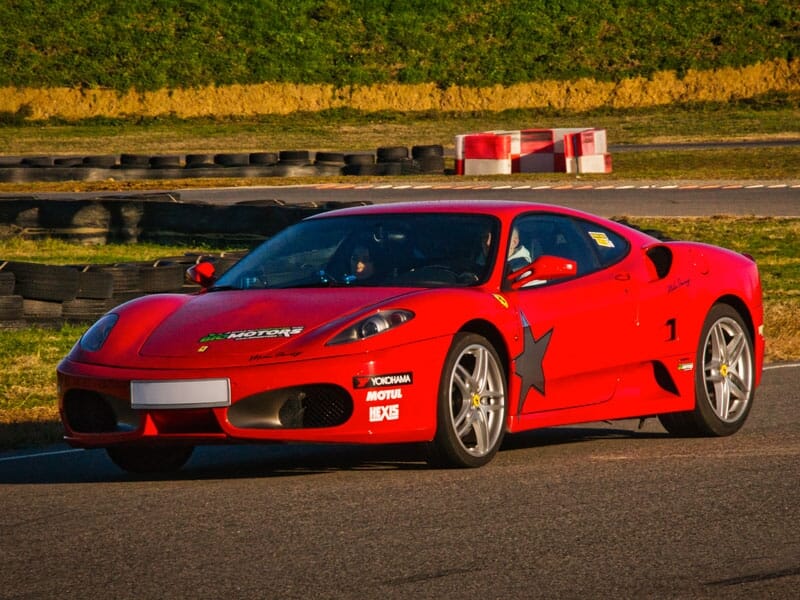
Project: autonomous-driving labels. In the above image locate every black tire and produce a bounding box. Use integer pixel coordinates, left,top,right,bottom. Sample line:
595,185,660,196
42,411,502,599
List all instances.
377,146,409,162
75,268,114,299
278,150,311,165
82,155,118,168
314,151,346,165
23,298,63,319
417,155,446,174
658,304,755,436
344,152,375,166
106,445,194,474
249,152,278,166
185,154,215,168
343,164,380,176
4,261,79,302
92,264,141,295
62,298,112,321
0,271,15,295
377,161,403,175
214,153,250,167
53,157,84,167
428,333,507,468
139,262,185,293
0,295,23,320
120,154,151,168
412,144,444,159
21,156,54,167
149,155,182,168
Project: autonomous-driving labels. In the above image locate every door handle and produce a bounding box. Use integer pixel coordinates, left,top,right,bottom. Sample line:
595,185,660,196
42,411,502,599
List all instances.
615,272,631,281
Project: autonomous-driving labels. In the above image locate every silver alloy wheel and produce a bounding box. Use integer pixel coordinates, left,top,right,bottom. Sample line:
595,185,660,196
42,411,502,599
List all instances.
447,342,506,458
701,316,753,423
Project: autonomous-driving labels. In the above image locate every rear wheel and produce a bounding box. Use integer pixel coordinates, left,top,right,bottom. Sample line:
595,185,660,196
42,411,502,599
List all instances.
106,445,194,474
429,333,507,467
658,304,754,436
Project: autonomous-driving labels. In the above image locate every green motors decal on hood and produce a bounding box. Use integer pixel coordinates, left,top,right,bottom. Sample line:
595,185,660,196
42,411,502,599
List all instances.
199,326,304,342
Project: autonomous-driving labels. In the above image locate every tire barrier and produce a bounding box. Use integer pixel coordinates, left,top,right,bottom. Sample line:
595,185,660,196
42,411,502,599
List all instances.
0,193,334,245
0,250,248,327
0,198,367,327
0,145,448,183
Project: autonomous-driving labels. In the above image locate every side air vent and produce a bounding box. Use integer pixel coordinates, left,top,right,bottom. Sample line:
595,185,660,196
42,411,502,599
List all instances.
652,361,679,396
646,245,673,279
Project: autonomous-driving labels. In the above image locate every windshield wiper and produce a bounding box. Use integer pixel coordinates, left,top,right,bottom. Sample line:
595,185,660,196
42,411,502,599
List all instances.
207,285,238,292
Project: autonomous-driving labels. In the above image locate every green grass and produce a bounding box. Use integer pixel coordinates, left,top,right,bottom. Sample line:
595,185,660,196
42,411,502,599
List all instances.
0,237,244,265
3,2,797,89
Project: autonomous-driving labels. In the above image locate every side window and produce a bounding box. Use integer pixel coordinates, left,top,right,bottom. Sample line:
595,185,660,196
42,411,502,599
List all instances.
509,214,599,276
506,214,630,287
575,220,629,268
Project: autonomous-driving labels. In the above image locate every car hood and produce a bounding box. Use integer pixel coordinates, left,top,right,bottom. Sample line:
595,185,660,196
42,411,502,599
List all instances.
137,287,414,360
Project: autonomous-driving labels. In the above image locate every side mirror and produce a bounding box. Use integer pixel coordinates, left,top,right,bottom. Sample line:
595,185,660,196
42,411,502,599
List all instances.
507,255,577,290
186,261,216,288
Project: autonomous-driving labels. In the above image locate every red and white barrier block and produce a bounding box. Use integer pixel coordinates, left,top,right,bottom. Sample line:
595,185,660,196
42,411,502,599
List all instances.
455,133,512,175
455,128,611,175
569,129,612,174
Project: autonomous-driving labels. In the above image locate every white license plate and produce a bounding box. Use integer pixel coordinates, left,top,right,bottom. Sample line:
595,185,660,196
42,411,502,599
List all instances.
131,379,231,409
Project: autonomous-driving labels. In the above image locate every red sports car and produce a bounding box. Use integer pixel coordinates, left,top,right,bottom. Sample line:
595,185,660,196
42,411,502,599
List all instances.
58,200,764,473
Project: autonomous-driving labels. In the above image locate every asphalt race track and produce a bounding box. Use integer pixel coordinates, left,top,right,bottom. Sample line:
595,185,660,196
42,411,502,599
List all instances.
177,182,800,217
1,185,799,598
11,181,800,217
0,363,798,599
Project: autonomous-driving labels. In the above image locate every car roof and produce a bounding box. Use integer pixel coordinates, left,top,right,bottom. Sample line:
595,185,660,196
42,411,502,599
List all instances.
311,199,585,220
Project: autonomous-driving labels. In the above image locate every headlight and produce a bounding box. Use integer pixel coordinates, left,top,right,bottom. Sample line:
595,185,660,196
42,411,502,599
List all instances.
327,310,414,345
79,313,119,352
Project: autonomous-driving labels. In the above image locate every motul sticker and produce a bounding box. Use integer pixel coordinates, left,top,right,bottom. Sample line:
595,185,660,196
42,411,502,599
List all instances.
366,388,403,402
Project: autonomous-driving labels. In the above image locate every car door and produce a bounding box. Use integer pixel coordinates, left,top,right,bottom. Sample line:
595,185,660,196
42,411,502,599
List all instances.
506,214,637,415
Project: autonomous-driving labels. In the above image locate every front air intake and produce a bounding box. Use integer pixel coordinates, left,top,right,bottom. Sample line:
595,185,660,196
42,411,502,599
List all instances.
228,385,353,429
63,390,140,433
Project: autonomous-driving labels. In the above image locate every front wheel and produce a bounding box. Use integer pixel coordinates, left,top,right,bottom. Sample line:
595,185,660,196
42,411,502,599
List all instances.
428,333,507,468
106,445,194,474
658,304,755,436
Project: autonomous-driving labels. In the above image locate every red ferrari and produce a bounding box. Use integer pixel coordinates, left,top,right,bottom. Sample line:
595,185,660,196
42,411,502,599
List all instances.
57,200,764,473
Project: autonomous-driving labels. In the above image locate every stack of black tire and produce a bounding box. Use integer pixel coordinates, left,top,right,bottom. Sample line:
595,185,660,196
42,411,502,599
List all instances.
342,145,445,176
0,253,244,327
0,269,23,328
0,145,448,183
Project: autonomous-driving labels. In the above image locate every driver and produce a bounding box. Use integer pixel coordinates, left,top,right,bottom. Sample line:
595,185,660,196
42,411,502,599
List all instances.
507,227,532,270
350,245,375,280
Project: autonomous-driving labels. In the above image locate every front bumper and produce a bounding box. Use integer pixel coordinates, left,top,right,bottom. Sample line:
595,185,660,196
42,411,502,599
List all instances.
58,337,449,448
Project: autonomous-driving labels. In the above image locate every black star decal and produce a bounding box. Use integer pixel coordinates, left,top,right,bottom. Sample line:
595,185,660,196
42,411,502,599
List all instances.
514,312,552,414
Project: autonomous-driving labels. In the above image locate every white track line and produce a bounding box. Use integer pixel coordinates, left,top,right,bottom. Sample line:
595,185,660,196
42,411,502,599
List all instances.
764,362,800,371
0,448,83,463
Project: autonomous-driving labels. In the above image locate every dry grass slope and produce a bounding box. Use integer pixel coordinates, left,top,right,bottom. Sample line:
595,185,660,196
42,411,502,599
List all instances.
2,59,798,120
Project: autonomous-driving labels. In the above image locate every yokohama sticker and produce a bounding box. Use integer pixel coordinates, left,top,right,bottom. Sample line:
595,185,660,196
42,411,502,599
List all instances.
353,372,413,389
199,326,304,343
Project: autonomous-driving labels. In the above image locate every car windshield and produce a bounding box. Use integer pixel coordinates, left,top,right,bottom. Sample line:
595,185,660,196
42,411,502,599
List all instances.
211,213,500,290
